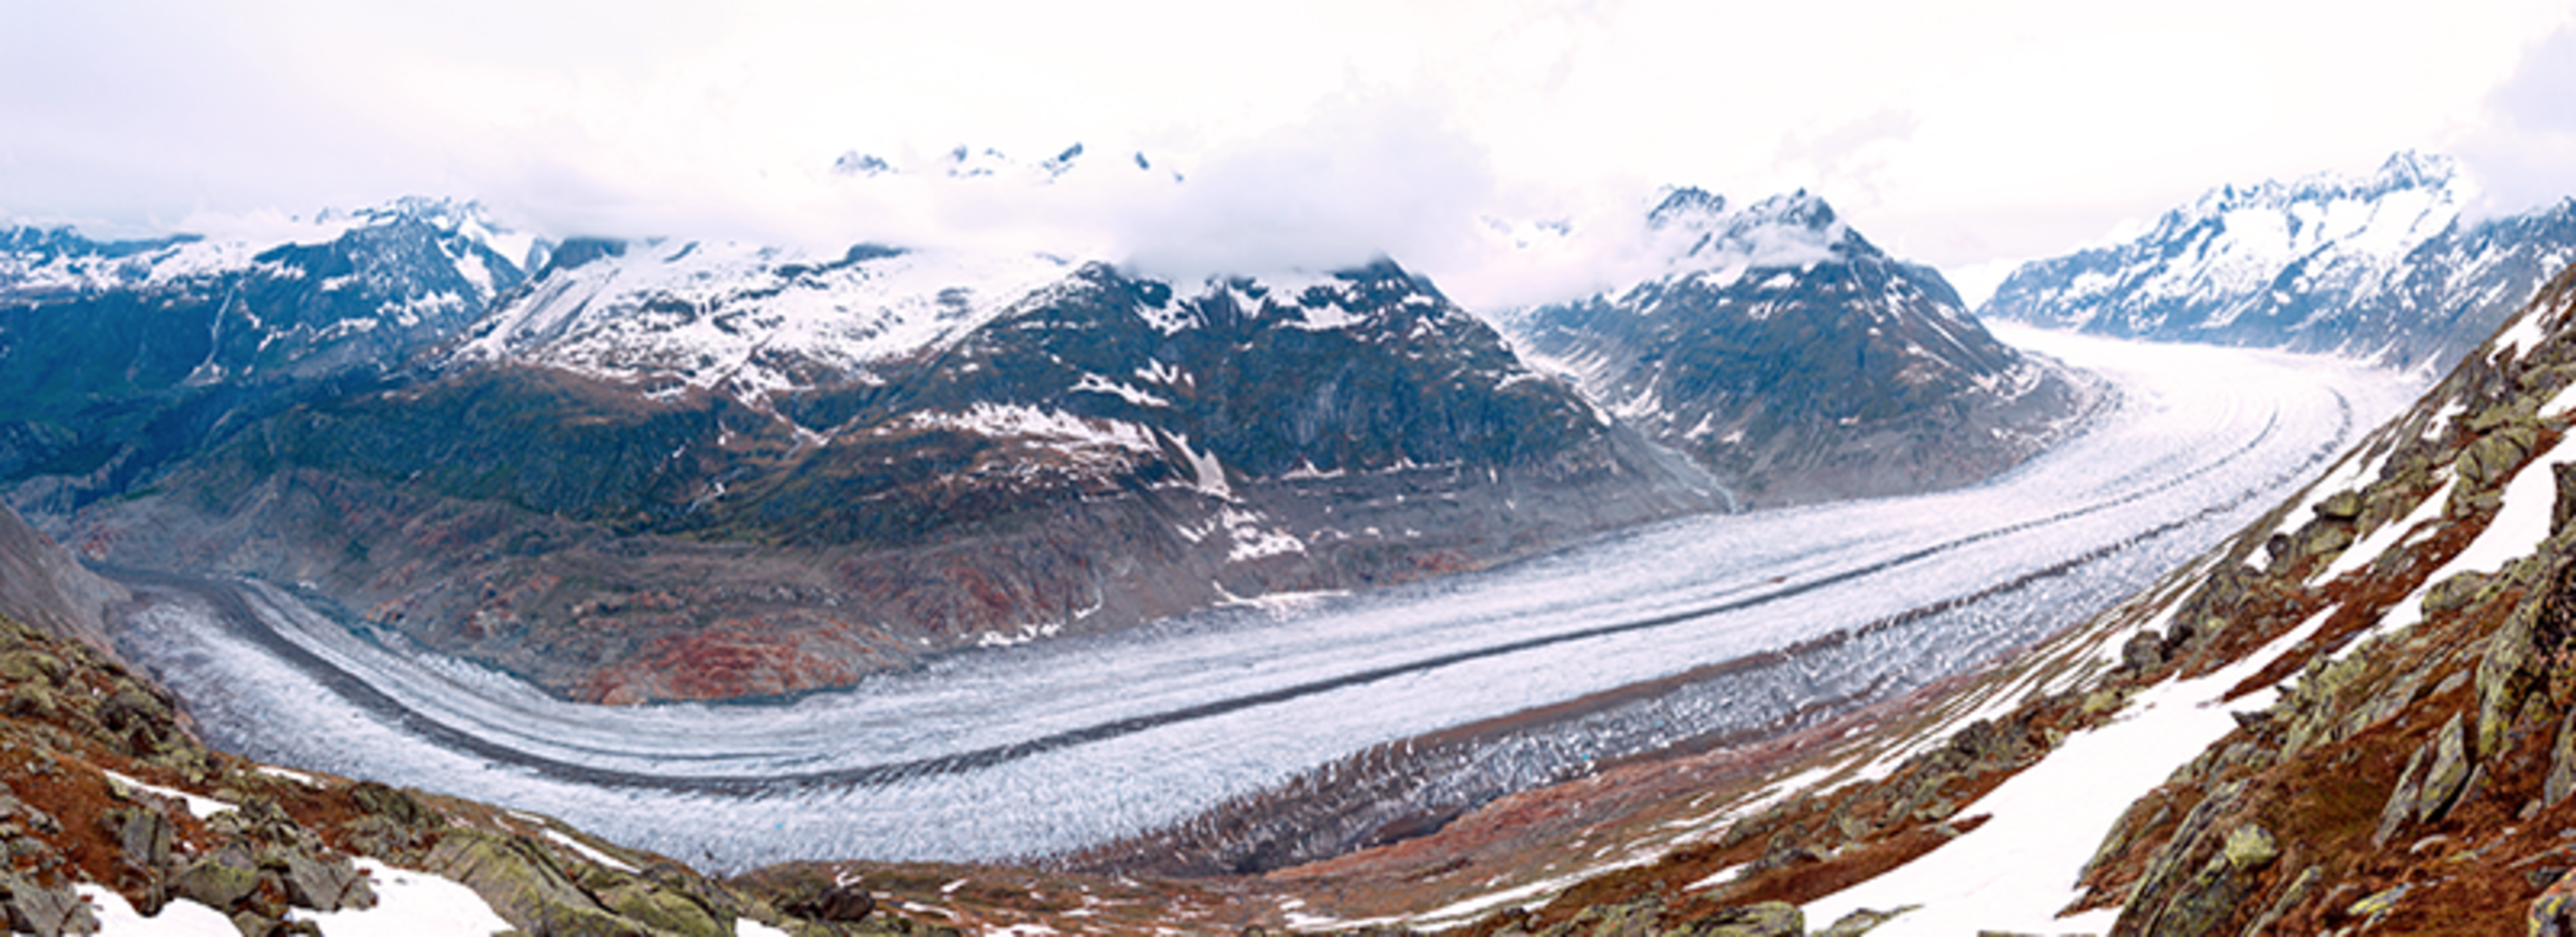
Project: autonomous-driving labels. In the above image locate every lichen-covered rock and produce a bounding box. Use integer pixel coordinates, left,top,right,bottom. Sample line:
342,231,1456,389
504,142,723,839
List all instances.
2376,732,2435,848
423,829,639,937
0,874,98,937
1680,901,1800,937
2415,711,2474,825
2553,462,2576,536
780,881,875,923
597,881,725,937
277,849,375,913
1816,906,1911,936
2219,824,2275,870
1541,897,1660,936
103,805,174,875
2549,710,2576,809
172,855,259,910
2240,865,2317,937
2347,882,2410,929
2455,426,2536,489
2114,781,2251,937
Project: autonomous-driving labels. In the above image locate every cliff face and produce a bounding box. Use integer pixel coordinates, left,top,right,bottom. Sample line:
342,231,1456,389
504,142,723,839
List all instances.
0,504,122,658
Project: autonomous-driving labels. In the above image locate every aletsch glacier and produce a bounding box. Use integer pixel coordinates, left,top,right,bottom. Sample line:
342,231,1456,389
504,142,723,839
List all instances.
107,327,2419,868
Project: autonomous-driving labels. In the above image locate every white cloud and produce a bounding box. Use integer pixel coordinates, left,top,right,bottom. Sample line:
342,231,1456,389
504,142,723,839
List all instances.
4,0,2575,308
2452,13,2576,220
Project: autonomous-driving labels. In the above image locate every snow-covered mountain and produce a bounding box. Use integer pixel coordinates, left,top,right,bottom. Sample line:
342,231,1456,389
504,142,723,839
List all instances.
0,198,542,514
447,239,1078,408
2,198,540,383
1983,152,2576,370
69,243,1724,702
1495,188,2094,506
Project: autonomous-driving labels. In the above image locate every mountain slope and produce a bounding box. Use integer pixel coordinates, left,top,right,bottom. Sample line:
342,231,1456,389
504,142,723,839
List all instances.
69,255,1722,703
1983,151,2576,371
0,200,541,518
0,503,124,659
1498,189,2094,507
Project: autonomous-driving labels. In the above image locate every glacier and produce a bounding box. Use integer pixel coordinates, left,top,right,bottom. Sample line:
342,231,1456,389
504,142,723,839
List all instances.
108,329,2421,870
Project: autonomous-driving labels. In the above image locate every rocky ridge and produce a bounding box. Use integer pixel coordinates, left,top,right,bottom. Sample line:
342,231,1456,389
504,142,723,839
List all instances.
1983,151,2576,372
1496,188,2094,507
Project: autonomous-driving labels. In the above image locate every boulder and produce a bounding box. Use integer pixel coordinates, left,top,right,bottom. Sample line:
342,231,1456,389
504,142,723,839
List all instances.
2219,824,2276,870
2415,712,2474,824
1681,901,1801,937
781,882,875,923
1817,906,1912,936
2549,709,2576,807
172,855,259,910
423,829,639,937
0,874,98,937
277,850,375,913
596,881,725,937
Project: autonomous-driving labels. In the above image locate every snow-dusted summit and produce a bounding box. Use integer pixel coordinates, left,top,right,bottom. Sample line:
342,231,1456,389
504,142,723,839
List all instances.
448,239,1076,408
0,198,543,511
1495,188,2094,506
1983,152,2576,370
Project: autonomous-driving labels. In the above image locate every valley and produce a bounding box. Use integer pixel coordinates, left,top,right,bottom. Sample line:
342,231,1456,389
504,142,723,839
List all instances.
96,328,2417,874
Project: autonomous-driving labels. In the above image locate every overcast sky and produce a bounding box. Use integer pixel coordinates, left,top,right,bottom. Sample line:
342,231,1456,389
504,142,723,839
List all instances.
5,1,2575,307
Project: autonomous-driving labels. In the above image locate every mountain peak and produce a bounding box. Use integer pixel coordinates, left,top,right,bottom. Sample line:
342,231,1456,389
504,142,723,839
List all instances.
1640,187,1864,273
1977,150,2576,372
1646,187,1727,227
2370,149,2458,191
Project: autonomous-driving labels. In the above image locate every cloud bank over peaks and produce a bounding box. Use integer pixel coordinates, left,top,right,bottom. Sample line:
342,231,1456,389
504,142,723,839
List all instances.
1438,183,1870,313
467,92,1512,298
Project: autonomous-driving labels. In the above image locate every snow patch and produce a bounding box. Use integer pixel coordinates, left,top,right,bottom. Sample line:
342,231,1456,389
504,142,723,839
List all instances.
1803,606,2335,935
293,858,517,937
81,886,235,936
1166,431,1233,499
541,829,640,874
102,770,235,820
1068,373,1170,408
2312,476,2453,583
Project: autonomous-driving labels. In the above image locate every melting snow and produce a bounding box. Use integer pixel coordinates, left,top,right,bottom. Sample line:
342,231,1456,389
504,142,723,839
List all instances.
293,859,516,937
1804,606,2337,935
2490,304,2554,363
1068,373,1171,408
82,887,236,936
2312,477,2453,583
102,770,235,820
2436,433,2576,577
541,829,640,874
